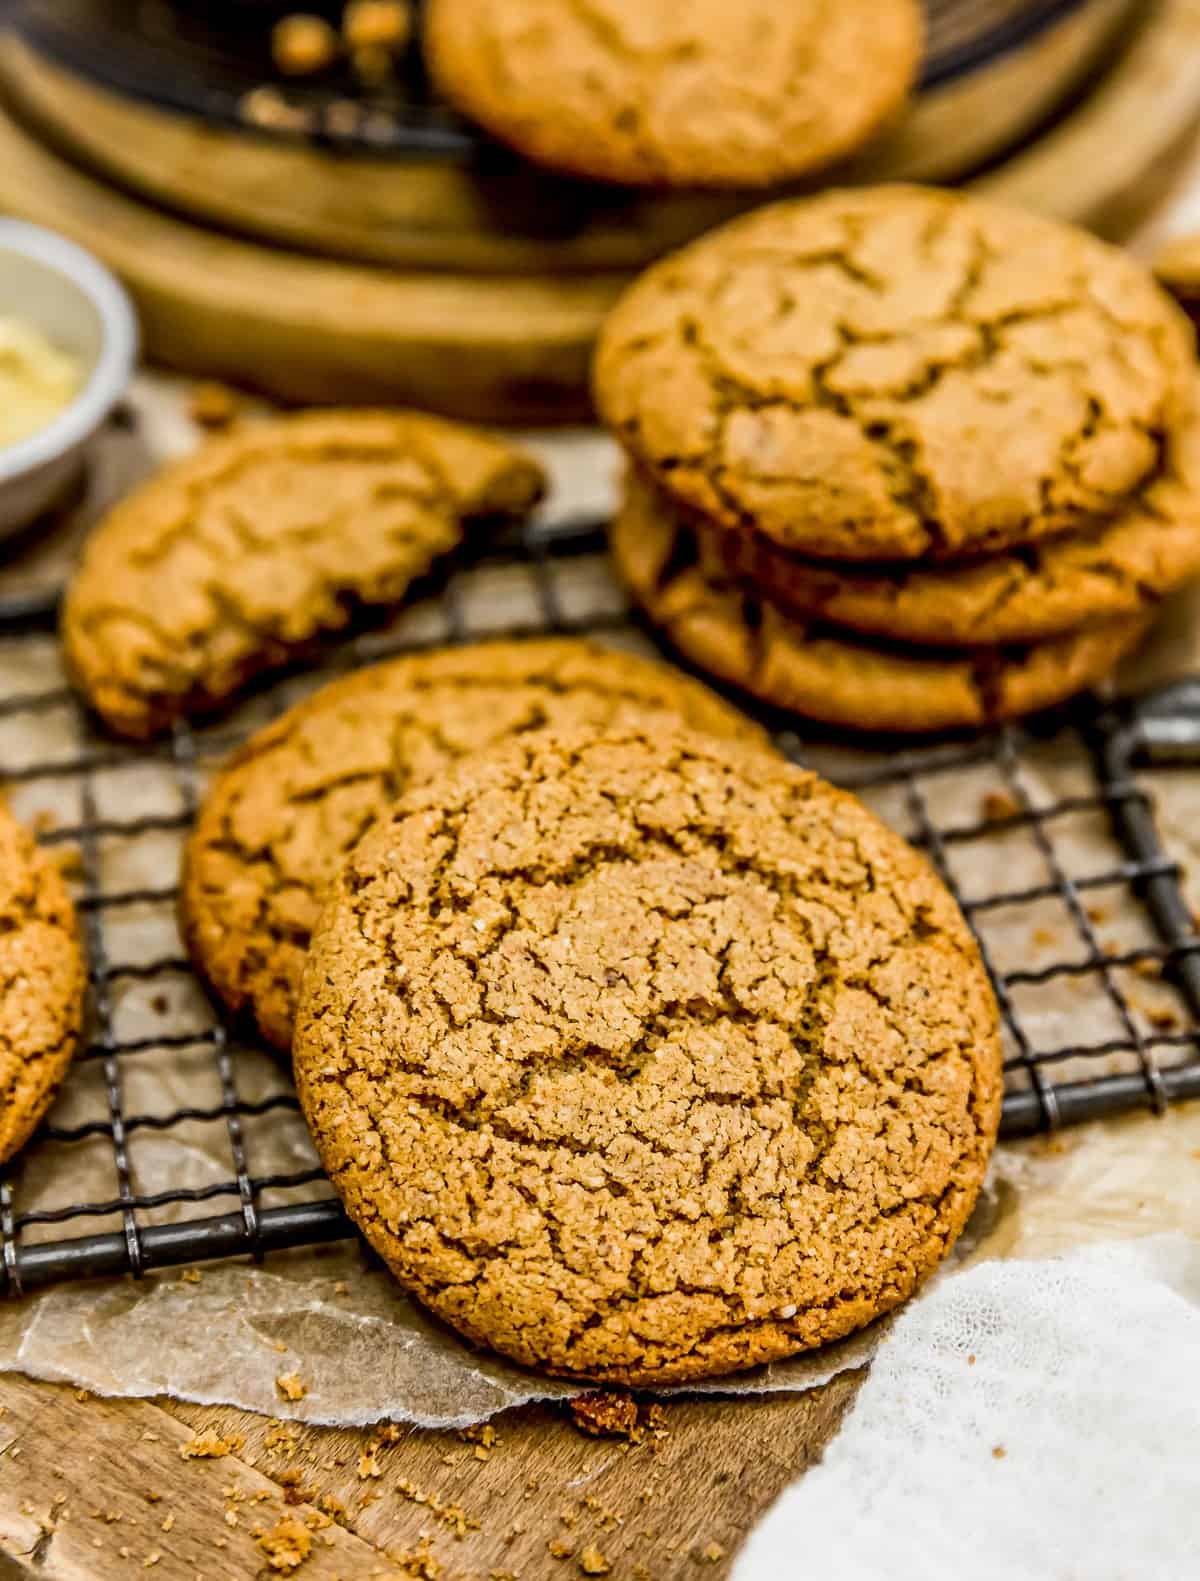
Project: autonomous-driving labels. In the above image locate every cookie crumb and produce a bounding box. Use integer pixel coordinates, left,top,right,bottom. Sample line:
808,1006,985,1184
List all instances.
358,1446,383,1479
981,791,1020,824
180,1429,244,1460
569,1392,639,1439
143,1553,161,1568
700,1541,726,1562
579,1546,610,1575
264,1422,299,1456
1147,1006,1180,1031
992,1444,1007,1460
276,1371,307,1401
160,1513,175,1533
1133,956,1164,979
333,1280,350,1295
179,1267,201,1284
548,1538,573,1560
189,382,239,430
272,13,338,75
258,1516,313,1572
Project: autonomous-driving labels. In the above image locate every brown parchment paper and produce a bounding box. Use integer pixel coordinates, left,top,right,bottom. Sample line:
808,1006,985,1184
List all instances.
0,372,1198,1429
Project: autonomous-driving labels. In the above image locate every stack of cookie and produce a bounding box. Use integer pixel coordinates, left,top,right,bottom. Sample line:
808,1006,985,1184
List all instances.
596,185,1200,733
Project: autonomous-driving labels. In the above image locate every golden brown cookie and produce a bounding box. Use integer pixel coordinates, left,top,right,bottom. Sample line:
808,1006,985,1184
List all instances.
612,493,1152,733
182,638,767,1050
424,0,922,190
293,724,1003,1383
624,403,1200,646
594,186,1196,561
0,803,86,1165
61,411,545,739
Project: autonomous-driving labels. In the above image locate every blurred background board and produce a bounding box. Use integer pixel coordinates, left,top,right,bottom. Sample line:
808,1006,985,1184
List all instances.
0,0,1197,416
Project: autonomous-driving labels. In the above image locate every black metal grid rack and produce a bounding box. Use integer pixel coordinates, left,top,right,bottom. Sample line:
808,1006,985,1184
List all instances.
3,511,1200,1299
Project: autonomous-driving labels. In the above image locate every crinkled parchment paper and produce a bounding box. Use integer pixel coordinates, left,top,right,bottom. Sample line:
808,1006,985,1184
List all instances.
0,375,1198,1427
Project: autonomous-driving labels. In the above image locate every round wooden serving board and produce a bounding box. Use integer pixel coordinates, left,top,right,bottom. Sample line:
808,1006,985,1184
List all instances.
0,0,1135,275
0,0,1198,421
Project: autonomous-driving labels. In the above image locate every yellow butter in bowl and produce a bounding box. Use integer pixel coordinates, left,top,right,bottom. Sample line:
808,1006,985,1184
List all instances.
0,316,83,449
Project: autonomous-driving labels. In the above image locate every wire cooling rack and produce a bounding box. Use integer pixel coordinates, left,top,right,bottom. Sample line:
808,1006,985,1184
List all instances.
2,511,1200,1298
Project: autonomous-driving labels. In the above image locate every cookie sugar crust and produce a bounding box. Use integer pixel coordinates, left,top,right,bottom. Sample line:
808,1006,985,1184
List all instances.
293,726,1003,1384
594,186,1196,561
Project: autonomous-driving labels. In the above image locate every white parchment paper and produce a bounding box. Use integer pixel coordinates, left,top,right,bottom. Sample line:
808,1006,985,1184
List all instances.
0,375,1198,1427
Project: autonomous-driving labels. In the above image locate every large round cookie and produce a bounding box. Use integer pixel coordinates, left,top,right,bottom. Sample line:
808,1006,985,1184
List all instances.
424,0,922,190
0,803,86,1164
595,186,1196,561
62,412,545,740
293,724,1003,1383
624,404,1200,647
182,638,766,1050
612,496,1152,733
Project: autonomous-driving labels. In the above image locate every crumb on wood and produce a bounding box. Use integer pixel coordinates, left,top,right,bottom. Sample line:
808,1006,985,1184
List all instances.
700,1541,726,1562
143,1553,161,1568
179,1429,244,1460
179,1267,202,1284
981,790,1019,824
265,1422,300,1455
160,1513,175,1533
569,1391,639,1439
333,1280,349,1295
548,1538,573,1560
271,13,338,75
276,1371,307,1401
583,1496,622,1530
579,1545,611,1575
395,1477,476,1538
258,1515,314,1572
399,1545,443,1579
188,381,240,430
358,1446,383,1479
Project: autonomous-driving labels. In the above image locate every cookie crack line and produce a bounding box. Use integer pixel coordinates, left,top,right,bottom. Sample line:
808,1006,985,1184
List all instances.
293,724,1002,1382
594,186,1195,562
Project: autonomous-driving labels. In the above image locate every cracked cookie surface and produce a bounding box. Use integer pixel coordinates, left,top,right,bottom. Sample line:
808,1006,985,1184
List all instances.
0,803,86,1164
425,0,921,189
293,724,1002,1383
594,186,1196,560
62,411,545,740
612,492,1153,733
183,638,767,1051
625,403,1200,646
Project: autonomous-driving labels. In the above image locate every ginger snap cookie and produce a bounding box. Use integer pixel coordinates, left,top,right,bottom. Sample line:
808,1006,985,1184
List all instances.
182,638,766,1050
424,0,922,190
612,496,1152,734
62,411,545,739
293,724,1003,1383
0,803,86,1165
625,405,1200,647
594,186,1196,561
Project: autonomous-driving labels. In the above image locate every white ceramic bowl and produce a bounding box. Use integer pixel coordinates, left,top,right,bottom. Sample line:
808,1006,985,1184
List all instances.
0,219,137,539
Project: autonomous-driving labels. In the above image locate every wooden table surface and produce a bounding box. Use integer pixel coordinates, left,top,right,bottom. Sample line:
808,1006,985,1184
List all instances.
0,1369,859,1579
